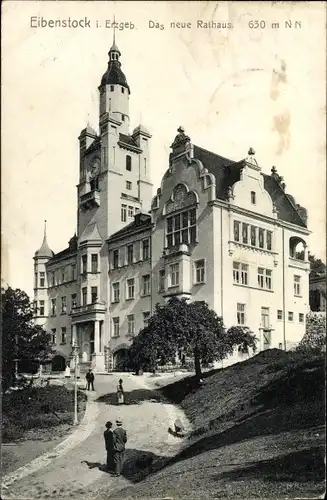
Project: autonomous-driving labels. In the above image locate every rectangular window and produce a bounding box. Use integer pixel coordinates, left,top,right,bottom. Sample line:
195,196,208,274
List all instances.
51,329,56,345
233,262,240,283
299,313,304,323
51,272,55,287
112,282,120,303
143,311,150,326
159,269,165,292
288,311,294,322
127,278,135,300
82,255,87,274
126,181,132,191
195,259,205,284
251,191,256,204
261,307,270,328
61,268,66,283
113,317,120,337
142,239,150,260
61,327,67,344
166,208,197,248
110,85,114,91
91,254,98,274
71,293,77,309
258,228,264,249
294,275,301,296
61,296,67,314
34,273,38,288
237,303,246,325
91,286,98,303
250,226,256,246
242,223,249,244
277,309,283,320
234,221,240,242
142,274,151,296
127,244,134,265
39,272,45,288
127,314,135,335
169,263,180,287
241,264,248,285
71,265,76,281
126,155,132,171
128,206,134,218
266,231,272,251
121,204,127,222
39,300,45,316
51,298,56,316
113,249,119,269
258,268,272,290
82,287,87,306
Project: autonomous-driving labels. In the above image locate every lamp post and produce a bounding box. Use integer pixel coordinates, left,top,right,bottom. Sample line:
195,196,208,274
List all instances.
72,343,79,425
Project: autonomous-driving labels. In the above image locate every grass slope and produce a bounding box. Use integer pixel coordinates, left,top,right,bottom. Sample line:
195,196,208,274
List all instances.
109,349,326,500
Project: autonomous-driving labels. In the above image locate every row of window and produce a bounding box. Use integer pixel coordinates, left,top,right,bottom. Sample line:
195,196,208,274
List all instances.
236,304,305,327
112,311,150,338
48,287,98,316
112,238,150,268
234,221,273,251
233,261,302,295
112,275,150,302
121,204,140,223
36,266,77,289
81,254,99,275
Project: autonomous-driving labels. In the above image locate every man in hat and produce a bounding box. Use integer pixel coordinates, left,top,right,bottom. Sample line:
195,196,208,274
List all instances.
112,419,127,476
104,421,114,472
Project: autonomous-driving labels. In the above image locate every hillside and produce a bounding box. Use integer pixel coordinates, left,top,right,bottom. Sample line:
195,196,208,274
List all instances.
106,349,325,500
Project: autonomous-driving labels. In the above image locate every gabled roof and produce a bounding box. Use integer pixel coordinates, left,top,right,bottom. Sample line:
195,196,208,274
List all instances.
192,145,307,228
107,213,152,244
85,136,101,156
118,133,141,150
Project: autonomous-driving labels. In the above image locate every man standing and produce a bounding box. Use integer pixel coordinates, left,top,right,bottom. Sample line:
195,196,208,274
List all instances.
112,419,127,476
85,369,95,391
104,421,114,472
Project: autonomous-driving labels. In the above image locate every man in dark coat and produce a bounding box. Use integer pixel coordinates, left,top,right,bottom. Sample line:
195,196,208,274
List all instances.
104,421,114,472
112,419,127,476
85,369,95,391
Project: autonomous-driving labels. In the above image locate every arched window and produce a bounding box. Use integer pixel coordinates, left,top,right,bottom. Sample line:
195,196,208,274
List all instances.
289,237,306,260
126,155,132,171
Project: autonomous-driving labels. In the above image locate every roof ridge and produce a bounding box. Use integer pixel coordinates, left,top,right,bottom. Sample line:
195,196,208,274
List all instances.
193,144,236,164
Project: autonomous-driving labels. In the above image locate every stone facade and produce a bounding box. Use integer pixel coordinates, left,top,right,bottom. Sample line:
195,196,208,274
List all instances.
33,41,311,372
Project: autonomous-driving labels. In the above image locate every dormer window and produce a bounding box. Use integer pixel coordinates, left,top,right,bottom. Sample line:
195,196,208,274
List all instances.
251,191,256,204
166,208,197,248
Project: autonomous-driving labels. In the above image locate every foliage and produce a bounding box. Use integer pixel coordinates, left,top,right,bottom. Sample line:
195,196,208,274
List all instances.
1,286,54,391
125,298,258,381
2,386,87,442
309,254,326,279
296,312,326,354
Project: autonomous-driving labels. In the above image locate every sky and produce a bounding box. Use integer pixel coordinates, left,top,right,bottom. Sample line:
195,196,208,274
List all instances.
2,1,326,298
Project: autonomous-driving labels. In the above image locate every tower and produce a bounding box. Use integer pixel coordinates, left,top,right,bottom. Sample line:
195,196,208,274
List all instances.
33,220,53,326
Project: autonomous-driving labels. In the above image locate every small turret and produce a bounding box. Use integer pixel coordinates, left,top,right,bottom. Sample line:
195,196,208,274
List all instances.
34,220,54,259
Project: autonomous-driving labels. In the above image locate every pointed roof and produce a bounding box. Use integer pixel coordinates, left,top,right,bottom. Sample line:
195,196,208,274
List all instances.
79,222,102,245
100,28,130,93
34,221,54,258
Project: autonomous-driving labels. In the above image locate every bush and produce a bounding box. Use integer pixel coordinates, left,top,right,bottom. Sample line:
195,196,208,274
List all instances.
297,313,326,354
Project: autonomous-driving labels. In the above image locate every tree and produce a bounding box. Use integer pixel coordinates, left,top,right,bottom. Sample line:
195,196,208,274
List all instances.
1,286,54,391
126,298,258,382
296,312,326,354
309,254,326,279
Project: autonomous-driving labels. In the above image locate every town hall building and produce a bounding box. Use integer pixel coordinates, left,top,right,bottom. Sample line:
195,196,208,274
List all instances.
33,38,311,372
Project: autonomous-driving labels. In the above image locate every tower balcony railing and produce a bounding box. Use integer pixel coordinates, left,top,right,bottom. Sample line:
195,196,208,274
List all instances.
79,190,100,210
71,301,106,317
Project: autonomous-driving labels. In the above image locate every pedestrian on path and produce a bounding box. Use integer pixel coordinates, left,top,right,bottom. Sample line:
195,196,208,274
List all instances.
112,419,127,476
86,369,95,391
116,378,124,404
104,421,114,472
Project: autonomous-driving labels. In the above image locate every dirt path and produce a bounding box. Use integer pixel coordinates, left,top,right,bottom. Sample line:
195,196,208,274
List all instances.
2,373,191,500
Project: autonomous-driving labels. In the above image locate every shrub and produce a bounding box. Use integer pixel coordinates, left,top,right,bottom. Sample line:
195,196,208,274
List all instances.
297,312,326,354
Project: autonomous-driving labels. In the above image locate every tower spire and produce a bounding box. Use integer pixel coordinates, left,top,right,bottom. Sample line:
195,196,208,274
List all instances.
34,219,54,258
43,220,47,244
113,14,116,46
